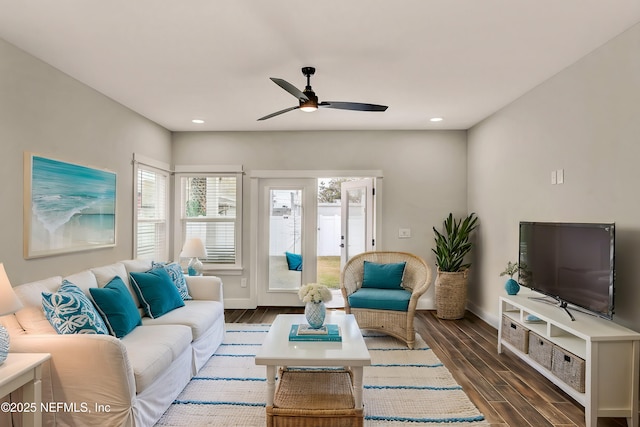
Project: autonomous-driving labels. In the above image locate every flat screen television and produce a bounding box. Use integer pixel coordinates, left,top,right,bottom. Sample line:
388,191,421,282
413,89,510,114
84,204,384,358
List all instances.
518,221,615,320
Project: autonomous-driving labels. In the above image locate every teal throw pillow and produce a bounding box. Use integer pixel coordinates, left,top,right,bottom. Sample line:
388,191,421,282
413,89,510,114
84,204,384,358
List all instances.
362,261,407,289
89,277,142,338
151,261,192,300
285,252,303,271
42,280,109,335
130,268,185,319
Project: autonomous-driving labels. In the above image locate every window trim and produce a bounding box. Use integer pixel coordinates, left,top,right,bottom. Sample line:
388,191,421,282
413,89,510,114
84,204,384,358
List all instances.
174,166,243,272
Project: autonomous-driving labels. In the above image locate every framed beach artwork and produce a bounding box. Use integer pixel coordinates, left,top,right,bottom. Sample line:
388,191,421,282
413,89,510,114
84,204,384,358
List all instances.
24,153,117,258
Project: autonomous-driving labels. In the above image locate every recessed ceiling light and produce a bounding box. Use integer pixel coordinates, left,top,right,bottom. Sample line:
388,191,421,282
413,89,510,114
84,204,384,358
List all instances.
192,119,205,124
429,117,444,122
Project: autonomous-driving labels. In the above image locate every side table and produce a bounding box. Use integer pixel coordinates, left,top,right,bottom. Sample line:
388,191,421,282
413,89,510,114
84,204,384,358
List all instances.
0,353,51,427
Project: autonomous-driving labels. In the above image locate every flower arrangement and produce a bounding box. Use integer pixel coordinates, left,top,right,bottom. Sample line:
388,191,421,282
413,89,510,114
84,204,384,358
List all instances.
298,283,333,304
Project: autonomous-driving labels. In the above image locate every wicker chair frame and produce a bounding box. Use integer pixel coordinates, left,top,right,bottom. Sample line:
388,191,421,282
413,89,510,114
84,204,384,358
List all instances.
340,251,432,349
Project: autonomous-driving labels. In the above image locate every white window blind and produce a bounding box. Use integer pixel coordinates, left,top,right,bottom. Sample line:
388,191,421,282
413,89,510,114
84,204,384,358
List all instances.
135,166,168,261
180,175,240,265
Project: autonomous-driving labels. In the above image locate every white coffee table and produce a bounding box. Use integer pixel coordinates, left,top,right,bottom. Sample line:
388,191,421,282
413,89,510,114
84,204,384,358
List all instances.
254,312,371,409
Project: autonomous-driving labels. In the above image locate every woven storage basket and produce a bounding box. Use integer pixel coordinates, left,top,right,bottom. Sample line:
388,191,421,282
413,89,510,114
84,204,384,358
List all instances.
551,346,585,392
500,315,529,353
528,332,553,370
435,269,468,319
267,369,364,427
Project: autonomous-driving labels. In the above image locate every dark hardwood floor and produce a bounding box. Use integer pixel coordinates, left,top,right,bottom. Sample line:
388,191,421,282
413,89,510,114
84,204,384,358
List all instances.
224,308,627,427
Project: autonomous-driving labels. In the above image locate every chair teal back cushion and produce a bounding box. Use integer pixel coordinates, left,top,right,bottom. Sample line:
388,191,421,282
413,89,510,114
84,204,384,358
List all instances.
362,261,406,289
348,288,411,312
285,252,303,271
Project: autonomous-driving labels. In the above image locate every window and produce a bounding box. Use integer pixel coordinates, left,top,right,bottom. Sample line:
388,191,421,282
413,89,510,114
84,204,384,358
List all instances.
134,163,169,261
178,173,242,268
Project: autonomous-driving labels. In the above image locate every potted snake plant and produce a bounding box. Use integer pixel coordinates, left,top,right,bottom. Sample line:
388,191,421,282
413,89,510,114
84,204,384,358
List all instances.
432,212,479,319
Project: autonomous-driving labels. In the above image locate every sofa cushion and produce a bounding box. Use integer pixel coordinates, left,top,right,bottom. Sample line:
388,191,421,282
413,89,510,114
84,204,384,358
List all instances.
91,262,140,308
62,270,98,296
151,262,192,300
141,300,224,341
42,281,109,335
13,276,61,334
90,277,142,338
130,269,185,319
121,259,153,274
362,261,406,289
121,324,192,393
348,288,412,311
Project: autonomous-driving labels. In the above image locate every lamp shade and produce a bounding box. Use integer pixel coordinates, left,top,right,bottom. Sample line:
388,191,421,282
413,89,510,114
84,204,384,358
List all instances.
180,238,207,259
0,263,23,316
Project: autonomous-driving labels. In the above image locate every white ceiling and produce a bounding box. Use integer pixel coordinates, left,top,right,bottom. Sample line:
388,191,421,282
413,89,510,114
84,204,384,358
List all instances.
1,1,639,132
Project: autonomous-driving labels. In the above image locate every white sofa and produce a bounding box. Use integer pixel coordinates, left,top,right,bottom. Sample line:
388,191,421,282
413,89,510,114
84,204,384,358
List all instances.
0,259,225,427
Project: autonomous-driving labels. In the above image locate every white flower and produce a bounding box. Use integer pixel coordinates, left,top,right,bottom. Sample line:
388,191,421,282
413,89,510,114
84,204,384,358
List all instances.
298,283,333,303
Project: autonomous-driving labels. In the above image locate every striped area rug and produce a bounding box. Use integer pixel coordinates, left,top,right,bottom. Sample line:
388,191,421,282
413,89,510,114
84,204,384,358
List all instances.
155,324,489,426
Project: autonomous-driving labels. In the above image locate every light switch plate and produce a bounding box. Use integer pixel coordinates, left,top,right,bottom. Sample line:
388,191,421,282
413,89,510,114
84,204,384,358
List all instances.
551,170,557,185
399,228,411,238
557,169,564,184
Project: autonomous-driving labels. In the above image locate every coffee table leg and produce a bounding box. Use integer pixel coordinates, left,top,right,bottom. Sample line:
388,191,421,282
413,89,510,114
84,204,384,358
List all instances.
266,365,276,406
352,367,364,409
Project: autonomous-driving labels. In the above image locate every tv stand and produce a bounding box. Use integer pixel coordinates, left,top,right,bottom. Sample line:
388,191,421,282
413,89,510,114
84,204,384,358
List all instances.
499,292,640,427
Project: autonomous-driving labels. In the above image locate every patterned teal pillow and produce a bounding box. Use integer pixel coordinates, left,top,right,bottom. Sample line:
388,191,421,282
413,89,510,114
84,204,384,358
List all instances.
151,261,192,300
42,280,109,334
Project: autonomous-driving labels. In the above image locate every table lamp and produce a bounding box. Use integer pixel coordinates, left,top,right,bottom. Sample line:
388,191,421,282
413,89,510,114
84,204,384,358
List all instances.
181,238,207,276
0,263,23,364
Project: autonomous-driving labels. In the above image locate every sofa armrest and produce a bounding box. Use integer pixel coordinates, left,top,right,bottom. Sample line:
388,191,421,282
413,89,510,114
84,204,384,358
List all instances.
185,275,224,302
10,334,136,415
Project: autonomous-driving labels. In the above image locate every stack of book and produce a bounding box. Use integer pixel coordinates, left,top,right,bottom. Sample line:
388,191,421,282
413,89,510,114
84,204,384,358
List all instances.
288,324,342,342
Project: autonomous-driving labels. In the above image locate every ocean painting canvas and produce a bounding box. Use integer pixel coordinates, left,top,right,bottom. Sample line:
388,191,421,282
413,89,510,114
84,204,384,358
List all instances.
24,153,116,258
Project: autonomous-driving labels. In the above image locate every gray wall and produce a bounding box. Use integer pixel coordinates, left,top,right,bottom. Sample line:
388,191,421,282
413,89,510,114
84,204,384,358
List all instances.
172,130,468,307
467,23,640,330
0,38,172,285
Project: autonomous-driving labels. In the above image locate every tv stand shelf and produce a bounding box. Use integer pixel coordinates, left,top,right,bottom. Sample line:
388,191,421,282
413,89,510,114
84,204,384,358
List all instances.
499,292,640,427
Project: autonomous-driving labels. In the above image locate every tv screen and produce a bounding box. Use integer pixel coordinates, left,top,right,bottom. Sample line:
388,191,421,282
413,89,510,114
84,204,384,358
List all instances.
518,222,615,319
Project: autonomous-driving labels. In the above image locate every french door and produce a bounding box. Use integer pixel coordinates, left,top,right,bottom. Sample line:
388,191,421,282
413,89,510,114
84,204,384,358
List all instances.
256,178,317,306
340,178,375,266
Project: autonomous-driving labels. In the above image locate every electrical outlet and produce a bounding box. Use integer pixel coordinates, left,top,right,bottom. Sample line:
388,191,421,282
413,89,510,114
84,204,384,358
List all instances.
240,278,247,288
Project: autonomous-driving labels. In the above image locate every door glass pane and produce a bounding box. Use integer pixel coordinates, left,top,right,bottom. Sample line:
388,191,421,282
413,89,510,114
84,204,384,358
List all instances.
346,187,366,259
269,189,302,291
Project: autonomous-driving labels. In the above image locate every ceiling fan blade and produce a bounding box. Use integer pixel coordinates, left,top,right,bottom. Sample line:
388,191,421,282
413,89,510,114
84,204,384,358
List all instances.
257,106,300,121
319,101,388,112
270,78,309,102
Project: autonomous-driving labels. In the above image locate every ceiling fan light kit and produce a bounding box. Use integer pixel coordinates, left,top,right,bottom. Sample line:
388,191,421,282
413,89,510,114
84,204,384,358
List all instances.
258,66,388,121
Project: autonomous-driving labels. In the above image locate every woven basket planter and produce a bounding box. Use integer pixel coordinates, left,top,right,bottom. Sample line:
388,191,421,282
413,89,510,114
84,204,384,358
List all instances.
435,269,468,319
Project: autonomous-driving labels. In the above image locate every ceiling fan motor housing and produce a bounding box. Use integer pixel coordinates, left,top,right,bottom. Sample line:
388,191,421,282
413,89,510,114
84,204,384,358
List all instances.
300,89,318,110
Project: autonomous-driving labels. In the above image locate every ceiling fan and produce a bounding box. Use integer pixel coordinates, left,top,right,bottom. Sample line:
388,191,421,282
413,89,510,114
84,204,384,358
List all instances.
258,67,388,121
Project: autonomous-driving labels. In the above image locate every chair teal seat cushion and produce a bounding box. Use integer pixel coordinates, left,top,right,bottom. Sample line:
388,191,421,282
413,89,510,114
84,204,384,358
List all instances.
348,288,411,312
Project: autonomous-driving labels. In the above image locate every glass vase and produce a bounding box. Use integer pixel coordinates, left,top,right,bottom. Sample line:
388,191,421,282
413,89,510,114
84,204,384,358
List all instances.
305,301,326,329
